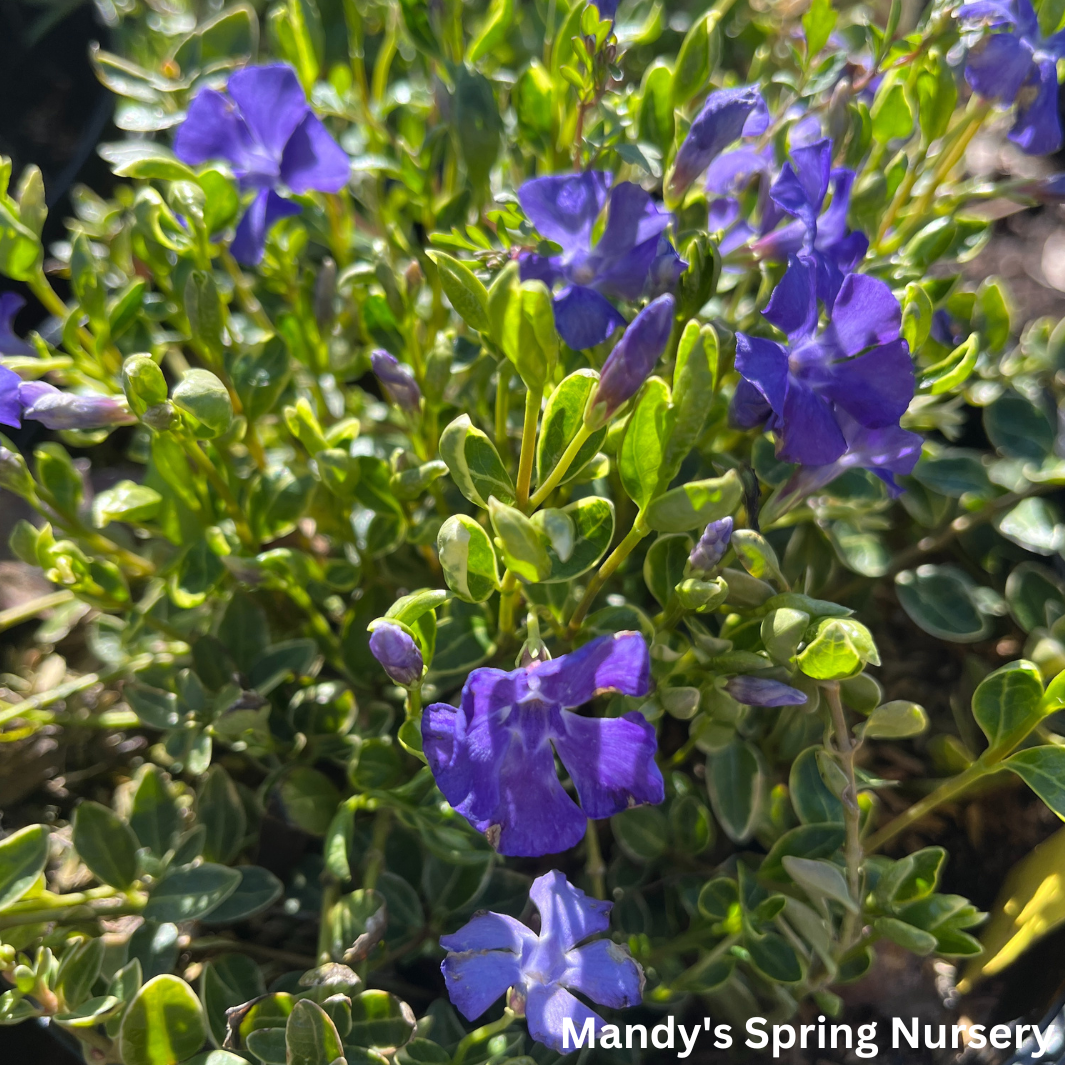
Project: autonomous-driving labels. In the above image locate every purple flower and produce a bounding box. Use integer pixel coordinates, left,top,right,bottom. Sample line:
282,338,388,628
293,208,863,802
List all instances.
517,173,683,349
734,255,914,465
18,382,136,431
371,350,422,412
0,294,35,357
174,64,350,264
667,86,769,203
594,0,618,17
0,366,22,428
689,517,733,574
725,675,808,707
422,632,663,857
588,294,675,426
369,621,424,687
752,139,867,308
959,0,1065,154
441,870,644,1052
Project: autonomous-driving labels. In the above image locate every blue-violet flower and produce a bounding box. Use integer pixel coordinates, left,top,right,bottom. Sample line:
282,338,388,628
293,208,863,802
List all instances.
369,621,424,687
688,516,733,574
0,294,35,357
18,381,136,431
174,63,350,264
371,350,422,412
725,675,808,707
440,869,644,1051
422,631,663,856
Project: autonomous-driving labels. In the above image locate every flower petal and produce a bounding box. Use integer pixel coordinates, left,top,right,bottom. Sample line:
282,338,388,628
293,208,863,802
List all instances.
822,272,902,355
519,252,565,288
530,870,612,950
280,112,350,193
441,950,522,1022
762,255,818,339
790,139,832,212
561,940,644,1009
964,32,1034,102
523,632,650,708
734,334,789,415
705,145,772,195
1010,58,1063,155
725,675,808,707
594,182,672,261
174,88,256,169
775,379,847,465
227,63,309,157
552,286,626,350
0,365,22,427
525,984,605,1053
231,189,301,265
591,235,662,302
820,338,914,429
440,912,534,954
0,293,33,357
729,377,772,429
552,709,665,820
517,172,611,252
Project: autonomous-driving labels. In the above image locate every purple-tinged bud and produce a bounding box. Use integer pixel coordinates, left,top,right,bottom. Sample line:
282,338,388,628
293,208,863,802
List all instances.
689,517,733,574
18,382,137,431
666,86,767,206
647,238,688,298
587,294,675,428
725,675,807,707
369,621,423,687
371,350,422,412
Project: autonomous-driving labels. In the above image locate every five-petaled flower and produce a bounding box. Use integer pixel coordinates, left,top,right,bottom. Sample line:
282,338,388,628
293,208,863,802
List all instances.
959,0,1065,154
440,869,644,1051
517,172,684,350
422,631,663,856
733,254,914,466
174,63,350,264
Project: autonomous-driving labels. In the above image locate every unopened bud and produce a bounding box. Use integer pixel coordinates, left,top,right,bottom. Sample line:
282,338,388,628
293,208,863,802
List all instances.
368,621,423,687
371,350,422,412
688,517,733,574
724,675,807,707
18,382,136,431
675,576,728,612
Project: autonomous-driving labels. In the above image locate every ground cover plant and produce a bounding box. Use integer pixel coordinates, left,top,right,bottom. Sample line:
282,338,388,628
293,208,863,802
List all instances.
5,0,1065,1060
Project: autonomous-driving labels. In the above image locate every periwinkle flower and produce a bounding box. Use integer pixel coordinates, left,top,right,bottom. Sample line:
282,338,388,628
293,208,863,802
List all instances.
0,366,22,428
588,294,675,427
959,0,1065,154
371,350,422,412
734,255,914,465
369,621,424,687
174,64,350,265
422,631,663,856
688,517,733,574
441,870,644,1051
725,675,808,707
517,173,684,349
752,139,867,308
18,382,136,431
666,86,768,204
0,294,35,357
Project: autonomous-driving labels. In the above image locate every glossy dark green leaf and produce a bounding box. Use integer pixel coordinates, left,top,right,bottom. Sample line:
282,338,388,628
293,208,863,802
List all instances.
119,974,208,1065
73,801,139,890
0,824,49,909
144,863,241,922
759,823,846,882
643,532,693,608
1007,746,1065,817
788,747,844,825
201,865,283,924
287,999,345,1065
984,390,1054,461
611,806,669,862
536,370,606,488
197,766,247,865
972,660,1044,754
200,953,265,1048
533,496,614,583
1006,562,1065,633
894,565,992,643
706,739,763,844
744,931,803,982
347,990,416,1051
279,767,341,836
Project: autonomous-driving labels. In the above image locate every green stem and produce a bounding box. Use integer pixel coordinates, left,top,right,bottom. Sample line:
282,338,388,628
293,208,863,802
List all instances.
527,423,593,511
452,1009,518,1065
0,590,74,632
515,386,542,510
317,881,340,964
363,808,391,892
584,820,605,899
497,570,520,639
825,682,863,946
187,937,317,970
875,142,928,248
566,514,648,636
495,363,512,458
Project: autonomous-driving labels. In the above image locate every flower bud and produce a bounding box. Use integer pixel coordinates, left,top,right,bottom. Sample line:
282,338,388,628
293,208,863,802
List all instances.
666,86,766,206
724,675,808,707
371,350,422,412
675,576,728,613
369,621,423,687
688,517,733,574
0,439,34,497
18,382,137,431
587,294,675,428
122,353,168,415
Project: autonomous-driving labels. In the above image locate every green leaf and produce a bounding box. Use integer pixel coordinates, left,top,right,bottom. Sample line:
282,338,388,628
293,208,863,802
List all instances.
279,767,341,836
870,73,913,142
514,60,554,135
329,888,387,962
894,565,993,643
99,142,197,182
232,338,291,423
672,11,715,107
803,0,837,56
126,683,182,730
453,67,501,192
92,481,162,527
971,660,1044,754
706,739,763,843
119,975,208,1065
996,498,1065,556
536,370,606,488
619,377,672,508
797,618,879,680
532,496,614,582
662,322,716,484
201,866,284,924
984,390,1054,461
745,931,802,983
219,594,269,673
346,990,416,1051
611,806,669,862
428,252,490,334
129,766,180,858
55,995,121,1030
760,823,845,882
73,802,139,889
638,60,675,154
144,864,241,922
1007,746,1065,817
644,469,742,532
56,936,105,1009
437,515,500,602
731,528,785,585
197,766,247,865
874,916,937,955
172,368,233,439
1006,562,1065,633
502,281,557,388
0,825,49,909
788,747,844,826
467,0,513,62
863,700,928,739
782,855,856,913
439,414,515,508
200,953,265,1048
914,50,956,142
0,200,42,281
643,532,693,608
287,999,345,1065
488,497,552,582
